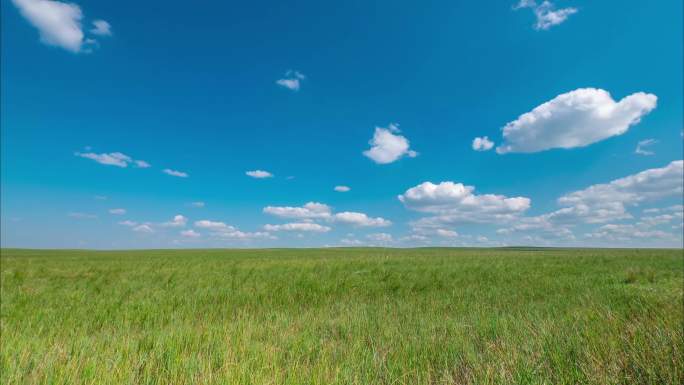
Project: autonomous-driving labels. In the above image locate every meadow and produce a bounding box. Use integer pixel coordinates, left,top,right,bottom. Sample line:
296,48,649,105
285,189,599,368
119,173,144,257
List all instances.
1,247,682,384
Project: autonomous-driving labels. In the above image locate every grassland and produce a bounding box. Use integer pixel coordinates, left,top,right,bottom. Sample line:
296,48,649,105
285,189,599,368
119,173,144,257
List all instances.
1,247,682,384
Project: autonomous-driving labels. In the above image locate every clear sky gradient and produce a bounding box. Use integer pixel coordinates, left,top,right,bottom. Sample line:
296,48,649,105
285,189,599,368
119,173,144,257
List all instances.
2,0,682,248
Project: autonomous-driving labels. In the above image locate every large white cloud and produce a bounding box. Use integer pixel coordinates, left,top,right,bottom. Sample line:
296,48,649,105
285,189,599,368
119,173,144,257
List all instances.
263,222,331,233
333,212,391,227
496,88,657,154
12,0,110,53
263,202,332,220
12,0,84,52
399,181,530,224
363,124,417,164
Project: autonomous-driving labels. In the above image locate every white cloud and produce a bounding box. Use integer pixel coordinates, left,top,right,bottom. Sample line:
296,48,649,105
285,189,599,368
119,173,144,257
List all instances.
75,151,150,169
366,233,393,243
194,220,234,231
635,139,657,156
276,70,305,91
163,169,188,178
263,202,332,220
162,215,187,227
133,224,153,233
180,229,200,238
90,19,111,36
263,222,331,233
334,185,351,192
472,136,494,151
118,220,137,227
399,181,531,224
108,208,126,215
585,224,673,242
75,151,131,167
333,212,392,227
363,123,418,164
194,220,272,240
496,88,657,154
552,160,683,223
12,0,84,52
246,170,273,178
189,201,205,208
340,238,363,246
498,161,684,242
68,212,97,219
514,0,578,30
436,229,459,238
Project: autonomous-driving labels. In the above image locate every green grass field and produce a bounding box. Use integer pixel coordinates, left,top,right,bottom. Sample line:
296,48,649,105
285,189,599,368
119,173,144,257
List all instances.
1,248,682,384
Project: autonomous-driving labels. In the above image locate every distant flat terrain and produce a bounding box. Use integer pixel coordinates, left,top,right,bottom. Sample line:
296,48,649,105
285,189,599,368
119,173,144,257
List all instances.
1,248,682,384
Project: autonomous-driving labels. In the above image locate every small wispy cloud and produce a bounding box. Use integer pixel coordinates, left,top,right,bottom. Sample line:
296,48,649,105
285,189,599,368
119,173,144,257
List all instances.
163,169,188,178
162,215,187,227
180,229,201,238
334,185,351,192
246,170,273,179
68,212,97,219
189,201,205,208
276,70,306,91
108,208,126,215
635,139,657,156
75,151,150,169
514,0,577,30
472,136,494,151
90,19,111,36
132,224,154,233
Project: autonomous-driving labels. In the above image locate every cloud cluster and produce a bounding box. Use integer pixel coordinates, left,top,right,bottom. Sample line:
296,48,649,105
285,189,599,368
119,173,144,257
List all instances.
194,220,273,240
552,160,683,224
263,202,332,220
363,124,417,164
494,161,683,244
263,222,331,233
263,201,392,232
399,181,530,223
495,88,657,154
333,212,391,227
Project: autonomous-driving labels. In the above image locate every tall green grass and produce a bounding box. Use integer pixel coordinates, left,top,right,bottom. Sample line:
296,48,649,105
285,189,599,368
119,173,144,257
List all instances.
1,248,682,384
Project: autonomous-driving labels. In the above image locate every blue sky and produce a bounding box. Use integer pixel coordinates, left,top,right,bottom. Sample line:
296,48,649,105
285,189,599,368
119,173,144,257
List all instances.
2,0,682,248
